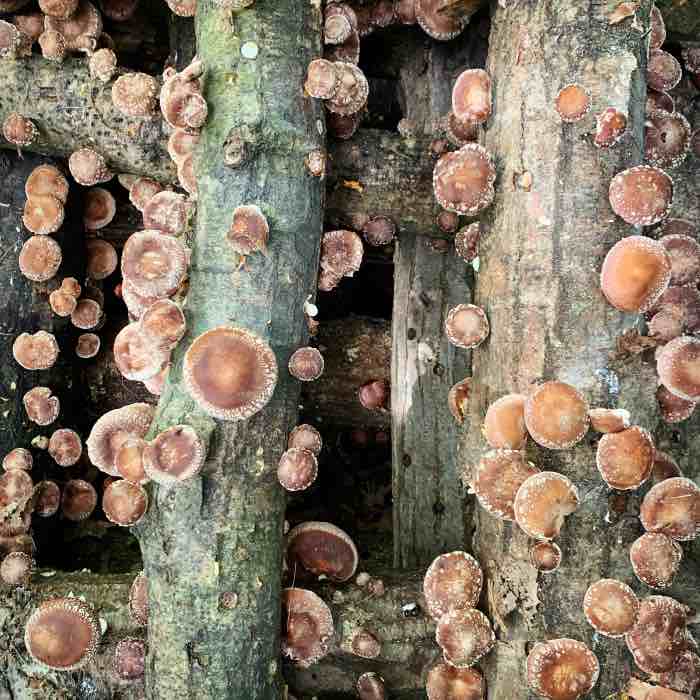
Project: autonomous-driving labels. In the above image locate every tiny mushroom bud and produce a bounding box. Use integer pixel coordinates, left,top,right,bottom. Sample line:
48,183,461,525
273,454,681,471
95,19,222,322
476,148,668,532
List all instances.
514,471,579,540
351,629,381,659
49,289,77,317
112,72,160,117
630,532,682,589
24,597,100,670
142,191,190,236
3,448,32,472
61,479,97,521
115,437,148,484
89,47,117,82
76,333,101,359
129,571,148,626
608,167,673,227
34,480,61,517
13,331,59,370
48,428,82,466
23,387,60,425
588,407,631,433
444,304,489,349
483,393,527,450
594,108,627,148
140,299,186,351
286,521,358,582
69,148,112,186
277,448,318,492
423,551,482,620
640,477,700,541
113,638,146,681
362,215,396,246
415,0,467,41
2,112,37,149
1,551,32,586
452,69,492,125
102,479,148,526
281,587,334,667
526,639,599,700
183,327,278,420
357,672,386,700
647,49,682,93
656,385,695,424
84,189,116,231
436,608,495,668
524,381,589,450
358,379,388,410
583,578,639,637
288,424,322,456
433,144,496,216
469,450,539,521
554,84,590,123
19,236,62,282
289,347,324,382
626,596,691,673
227,204,269,256
38,29,66,62
530,541,562,574
596,426,654,491
657,336,700,402
129,177,164,212
645,111,691,170
426,663,484,700
448,377,471,424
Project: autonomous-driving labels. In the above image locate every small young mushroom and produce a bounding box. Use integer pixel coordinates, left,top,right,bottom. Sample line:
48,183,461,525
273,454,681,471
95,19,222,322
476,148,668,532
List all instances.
423,551,482,620
656,385,696,424
19,236,62,282
114,322,169,381
357,672,386,700
659,234,700,288
286,521,358,582
448,377,471,424
647,90,674,115
113,637,146,681
281,587,334,667
647,49,682,93
640,477,699,542
288,347,324,381
84,189,116,231
451,69,491,125
526,639,599,700
89,47,117,82
524,381,589,450
437,210,460,234
288,424,322,456
555,84,590,123
142,191,190,236
362,215,396,246
45,0,102,53
102,479,148,526
76,333,101,359
305,58,339,99
608,167,673,227
129,571,148,626
25,164,69,203
358,379,388,410
277,448,318,492
435,608,495,668
69,148,112,186
1,551,32,586
227,204,269,258
657,336,700,402
530,541,562,574
593,108,627,148
645,111,691,170
142,425,206,486
39,0,78,19
514,471,579,540
61,479,97,521
588,407,630,433
34,480,61,517
351,629,381,659
48,428,82,466
129,177,164,212
444,304,489,349
433,144,496,216
320,230,364,280
71,298,103,330
630,532,682,589
600,236,671,313
454,223,480,263
38,29,66,62
2,448,32,472
651,450,683,486
183,326,278,421
13,331,59,370
2,112,37,151
114,437,148,484
426,663,484,700
483,393,527,450
445,111,479,147
326,62,369,116
596,425,654,491
415,0,468,41
23,387,60,426
24,597,101,670
583,578,639,637
139,299,186,351
112,73,159,117
469,449,539,521
23,195,65,236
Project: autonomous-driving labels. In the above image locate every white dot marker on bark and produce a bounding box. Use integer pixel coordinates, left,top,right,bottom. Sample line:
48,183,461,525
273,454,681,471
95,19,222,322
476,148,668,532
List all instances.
241,41,258,59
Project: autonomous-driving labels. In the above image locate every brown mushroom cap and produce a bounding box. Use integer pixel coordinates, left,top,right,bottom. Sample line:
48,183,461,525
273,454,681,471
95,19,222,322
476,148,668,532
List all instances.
657,336,700,402
25,165,69,204
85,239,118,282
514,471,579,540
555,84,591,123
34,480,61,517
654,650,700,696
183,326,278,421
45,0,102,52
121,278,162,320
608,168,673,227
483,394,527,449
583,578,639,637
13,331,59,370
143,425,206,485
649,4,666,48
596,426,654,491
23,195,64,235
24,597,100,670
277,448,318,492
626,596,690,673
113,637,146,681
588,407,630,433
112,73,159,117
530,540,562,574
423,551,483,621
39,0,77,19
160,69,208,129
640,477,700,542
647,90,675,115
648,286,700,335
448,377,471,424
19,236,62,282
88,47,117,82
288,424,322,456
452,69,491,125
142,191,191,237
282,587,334,667
139,299,186,351
651,450,683,486
129,177,164,212
48,428,82,467
3,112,38,148
305,58,339,100
358,379,388,410
60,277,82,298
526,639,599,700
659,235,700,288
2,448,32,472
326,62,368,116
1,551,32,585
524,381,589,450
114,436,148,484
38,29,66,61
226,204,269,256
351,629,381,659
362,215,396,246
327,111,361,141
71,298,103,330
469,450,539,521
121,230,187,298
645,111,691,170
168,129,199,165
647,49,682,93
454,223,480,263
0,470,33,516
286,521,358,582
415,0,467,40
433,144,496,216
445,111,479,148
129,571,148,626
426,662,484,700
68,147,111,186
49,289,77,317
357,672,386,700
444,304,489,349
594,107,627,148
656,384,696,424
61,479,97,521
320,229,364,279
86,403,155,476
630,532,682,589
76,332,101,359
84,189,116,231
435,608,495,668
627,679,691,700
437,210,460,234
102,479,148,526
289,347,324,382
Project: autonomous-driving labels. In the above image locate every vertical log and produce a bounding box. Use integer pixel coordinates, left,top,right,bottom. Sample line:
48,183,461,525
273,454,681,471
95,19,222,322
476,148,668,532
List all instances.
461,3,658,698
134,2,324,698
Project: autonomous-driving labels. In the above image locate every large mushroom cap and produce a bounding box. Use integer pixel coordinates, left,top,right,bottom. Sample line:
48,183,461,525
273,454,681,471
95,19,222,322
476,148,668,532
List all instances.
426,662,484,700
524,381,589,450
583,578,639,637
608,166,673,227
435,608,495,668
320,229,364,279
281,587,334,667
526,639,599,700
657,336,700,403
647,49,682,93
630,532,682,589
514,471,579,540
423,551,483,621
142,191,190,236
23,195,64,235
596,426,654,491
433,144,495,216
626,596,690,673
183,326,278,421
286,521,358,582
143,425,206,485
452,69,491,125
24,597,100,670
640,477,699,542
326,62,368,116
483,393,527,449
469,449,539,521
3,448,32,472
102,479,148,526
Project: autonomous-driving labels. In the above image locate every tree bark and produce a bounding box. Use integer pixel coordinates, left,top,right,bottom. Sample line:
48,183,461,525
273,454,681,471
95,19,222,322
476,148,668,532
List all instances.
457,3,696,699
132,1,324,698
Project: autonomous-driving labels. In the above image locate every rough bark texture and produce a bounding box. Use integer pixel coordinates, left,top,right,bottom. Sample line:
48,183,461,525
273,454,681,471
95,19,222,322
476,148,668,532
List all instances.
131,2,324,698
460,3,698,699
